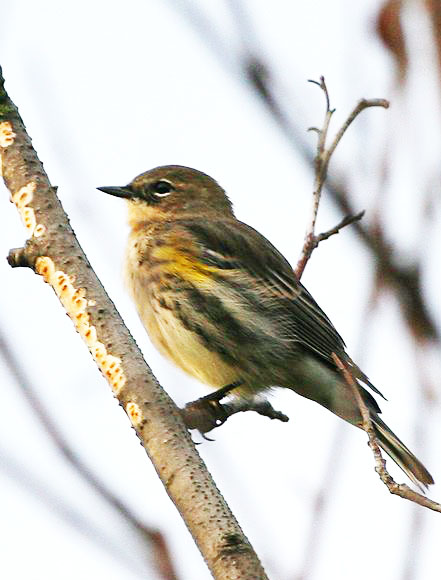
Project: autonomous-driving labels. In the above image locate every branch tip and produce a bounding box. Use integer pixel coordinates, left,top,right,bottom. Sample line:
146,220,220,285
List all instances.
308,76,332,112
7,247,29,268
358,97,390,110
316,210,365,243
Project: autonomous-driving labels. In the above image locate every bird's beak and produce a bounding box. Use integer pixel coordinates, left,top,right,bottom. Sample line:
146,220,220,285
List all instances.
97,185,134,199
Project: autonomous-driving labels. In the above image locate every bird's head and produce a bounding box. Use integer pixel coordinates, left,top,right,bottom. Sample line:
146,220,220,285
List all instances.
98,165,233,226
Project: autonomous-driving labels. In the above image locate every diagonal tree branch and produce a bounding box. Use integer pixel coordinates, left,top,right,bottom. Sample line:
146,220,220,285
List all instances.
0,65,268,580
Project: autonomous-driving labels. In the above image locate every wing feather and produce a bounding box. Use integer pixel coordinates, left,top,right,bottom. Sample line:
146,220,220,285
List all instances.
185,219,345,361
182,218,386,399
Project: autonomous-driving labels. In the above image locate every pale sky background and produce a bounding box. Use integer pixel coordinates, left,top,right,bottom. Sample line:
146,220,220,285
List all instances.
1,1,441,579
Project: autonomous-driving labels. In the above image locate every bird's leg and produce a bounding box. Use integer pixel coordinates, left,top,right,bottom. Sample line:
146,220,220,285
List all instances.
180,381,289,435
196,380,244,403
180,381,243,435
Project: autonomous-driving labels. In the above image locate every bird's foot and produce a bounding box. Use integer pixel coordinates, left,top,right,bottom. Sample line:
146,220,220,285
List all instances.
180,381,243,435
180,382,289,435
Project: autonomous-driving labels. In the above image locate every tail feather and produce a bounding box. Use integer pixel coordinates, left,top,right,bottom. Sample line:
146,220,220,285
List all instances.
372,415,434,490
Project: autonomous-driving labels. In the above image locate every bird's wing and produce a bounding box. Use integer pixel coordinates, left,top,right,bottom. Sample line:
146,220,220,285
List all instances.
181,218,385,400
183,218,347,366
182,217,386,401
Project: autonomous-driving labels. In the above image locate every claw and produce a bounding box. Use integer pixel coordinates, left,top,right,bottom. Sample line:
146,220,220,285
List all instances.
202,433,216,442
180,382,289,435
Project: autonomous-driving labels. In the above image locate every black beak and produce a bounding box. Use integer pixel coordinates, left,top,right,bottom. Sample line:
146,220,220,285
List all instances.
97,185,134,199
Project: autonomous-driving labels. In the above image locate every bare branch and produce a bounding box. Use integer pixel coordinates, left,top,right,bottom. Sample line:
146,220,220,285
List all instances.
332,353,441,513
316,211,365,243
326,98,389,161
295,79,385,279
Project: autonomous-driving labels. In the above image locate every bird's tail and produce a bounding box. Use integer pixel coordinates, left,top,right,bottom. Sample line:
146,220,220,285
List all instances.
372,415,434,490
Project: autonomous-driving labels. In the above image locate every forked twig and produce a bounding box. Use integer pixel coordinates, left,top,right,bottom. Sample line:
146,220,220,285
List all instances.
332,353,441,513
295,77,389,280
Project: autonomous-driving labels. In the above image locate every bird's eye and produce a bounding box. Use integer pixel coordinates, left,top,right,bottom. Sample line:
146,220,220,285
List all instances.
151,180,174,197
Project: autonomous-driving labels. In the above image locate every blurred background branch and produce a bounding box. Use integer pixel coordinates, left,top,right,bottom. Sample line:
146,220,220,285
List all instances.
0,327,179,580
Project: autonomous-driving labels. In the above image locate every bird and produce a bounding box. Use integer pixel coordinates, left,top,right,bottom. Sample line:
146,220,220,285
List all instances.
98,165,433,488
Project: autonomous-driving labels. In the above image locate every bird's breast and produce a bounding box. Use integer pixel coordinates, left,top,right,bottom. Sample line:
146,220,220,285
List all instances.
124,236,240,388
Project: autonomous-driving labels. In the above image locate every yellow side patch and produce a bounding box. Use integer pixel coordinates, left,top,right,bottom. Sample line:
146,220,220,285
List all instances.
152,245,218,287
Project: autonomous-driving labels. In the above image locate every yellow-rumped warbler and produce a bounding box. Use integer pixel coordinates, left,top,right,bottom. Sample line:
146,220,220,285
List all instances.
98,165,433,488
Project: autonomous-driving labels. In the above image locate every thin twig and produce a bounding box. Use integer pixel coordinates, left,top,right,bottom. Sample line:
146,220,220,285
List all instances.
316,211,365,243
326,98,389,161
308,77,334,168
332,353,441,513
295,78,333,280
295,79,387,280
